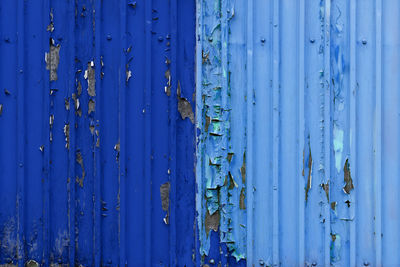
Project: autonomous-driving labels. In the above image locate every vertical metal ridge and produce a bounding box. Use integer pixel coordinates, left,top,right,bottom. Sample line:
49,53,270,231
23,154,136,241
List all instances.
323,1,331,266
297,0,305,264
68,0,77,265
42,0,51,264
16,0,25,264
93,0,102,265
144,0,153,265
246,0,254,264
169,0,178,265
374,0,382,264
349,0,357,266
272,0,280,264
118,1,127,265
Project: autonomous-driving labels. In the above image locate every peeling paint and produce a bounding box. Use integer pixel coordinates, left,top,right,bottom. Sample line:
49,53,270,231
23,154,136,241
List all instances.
303,138,313,202
164,68,171,96
240,152,246,184
321,182,329,202
204,210,220,236
88,99,95,114
75,151,85,187
84,61,96,97
25,260,39,267
45,39,60,81
343,158,354,194
63,123,70,150
239,188,246,210
177,82,194,123
0,104,2,116
64,98,70,110
160,182,170,224
330,233,341,262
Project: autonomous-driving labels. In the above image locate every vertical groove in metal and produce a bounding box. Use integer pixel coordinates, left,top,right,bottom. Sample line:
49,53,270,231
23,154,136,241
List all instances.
144,0,152,265
43,0,51,264
349,1,357,266
16,0,25,264
67,0,76,264
68,0,76,264
169,0,178,265
298,0,305,264
246,0,254,265
118,0,127,266
272,0,280,264
323,1,332,266
374,0,382,264
93,0,102,265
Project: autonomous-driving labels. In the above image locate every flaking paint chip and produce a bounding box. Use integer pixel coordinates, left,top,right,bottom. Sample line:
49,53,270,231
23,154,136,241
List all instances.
160,182,170,224
177,81,194,123
343,159,354,194
84,62,96,97
45,40,60,81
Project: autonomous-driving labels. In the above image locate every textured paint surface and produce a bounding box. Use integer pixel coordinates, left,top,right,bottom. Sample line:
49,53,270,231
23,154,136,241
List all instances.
0,0,196,266
196,0,397,266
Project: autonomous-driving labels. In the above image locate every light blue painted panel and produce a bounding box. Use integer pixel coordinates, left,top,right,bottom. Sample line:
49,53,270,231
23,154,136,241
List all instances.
196,0,395,266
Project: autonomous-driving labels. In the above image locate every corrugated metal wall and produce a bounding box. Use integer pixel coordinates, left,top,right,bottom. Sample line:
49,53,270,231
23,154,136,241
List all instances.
196,0,400,266
1,0,400,266
0,0,196,266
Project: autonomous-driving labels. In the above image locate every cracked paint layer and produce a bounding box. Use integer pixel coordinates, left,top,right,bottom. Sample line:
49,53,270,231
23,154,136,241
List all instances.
196,0,246,262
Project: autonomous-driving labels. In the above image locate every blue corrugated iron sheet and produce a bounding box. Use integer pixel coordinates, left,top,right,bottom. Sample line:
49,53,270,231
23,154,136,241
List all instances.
0,0,196,266
196,0,399,266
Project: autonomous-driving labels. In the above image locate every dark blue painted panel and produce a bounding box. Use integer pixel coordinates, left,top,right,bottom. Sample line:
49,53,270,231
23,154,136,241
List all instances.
0,0,196,266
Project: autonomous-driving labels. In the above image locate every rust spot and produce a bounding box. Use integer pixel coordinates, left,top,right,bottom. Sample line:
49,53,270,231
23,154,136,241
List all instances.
345,200,351,208
205,210,220,236
331,201,337,210
239,187,246,210
343,159,354,194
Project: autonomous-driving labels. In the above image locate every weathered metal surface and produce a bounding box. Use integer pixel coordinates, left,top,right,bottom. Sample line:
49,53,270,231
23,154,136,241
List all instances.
196,0,398,266
0,0,196,266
